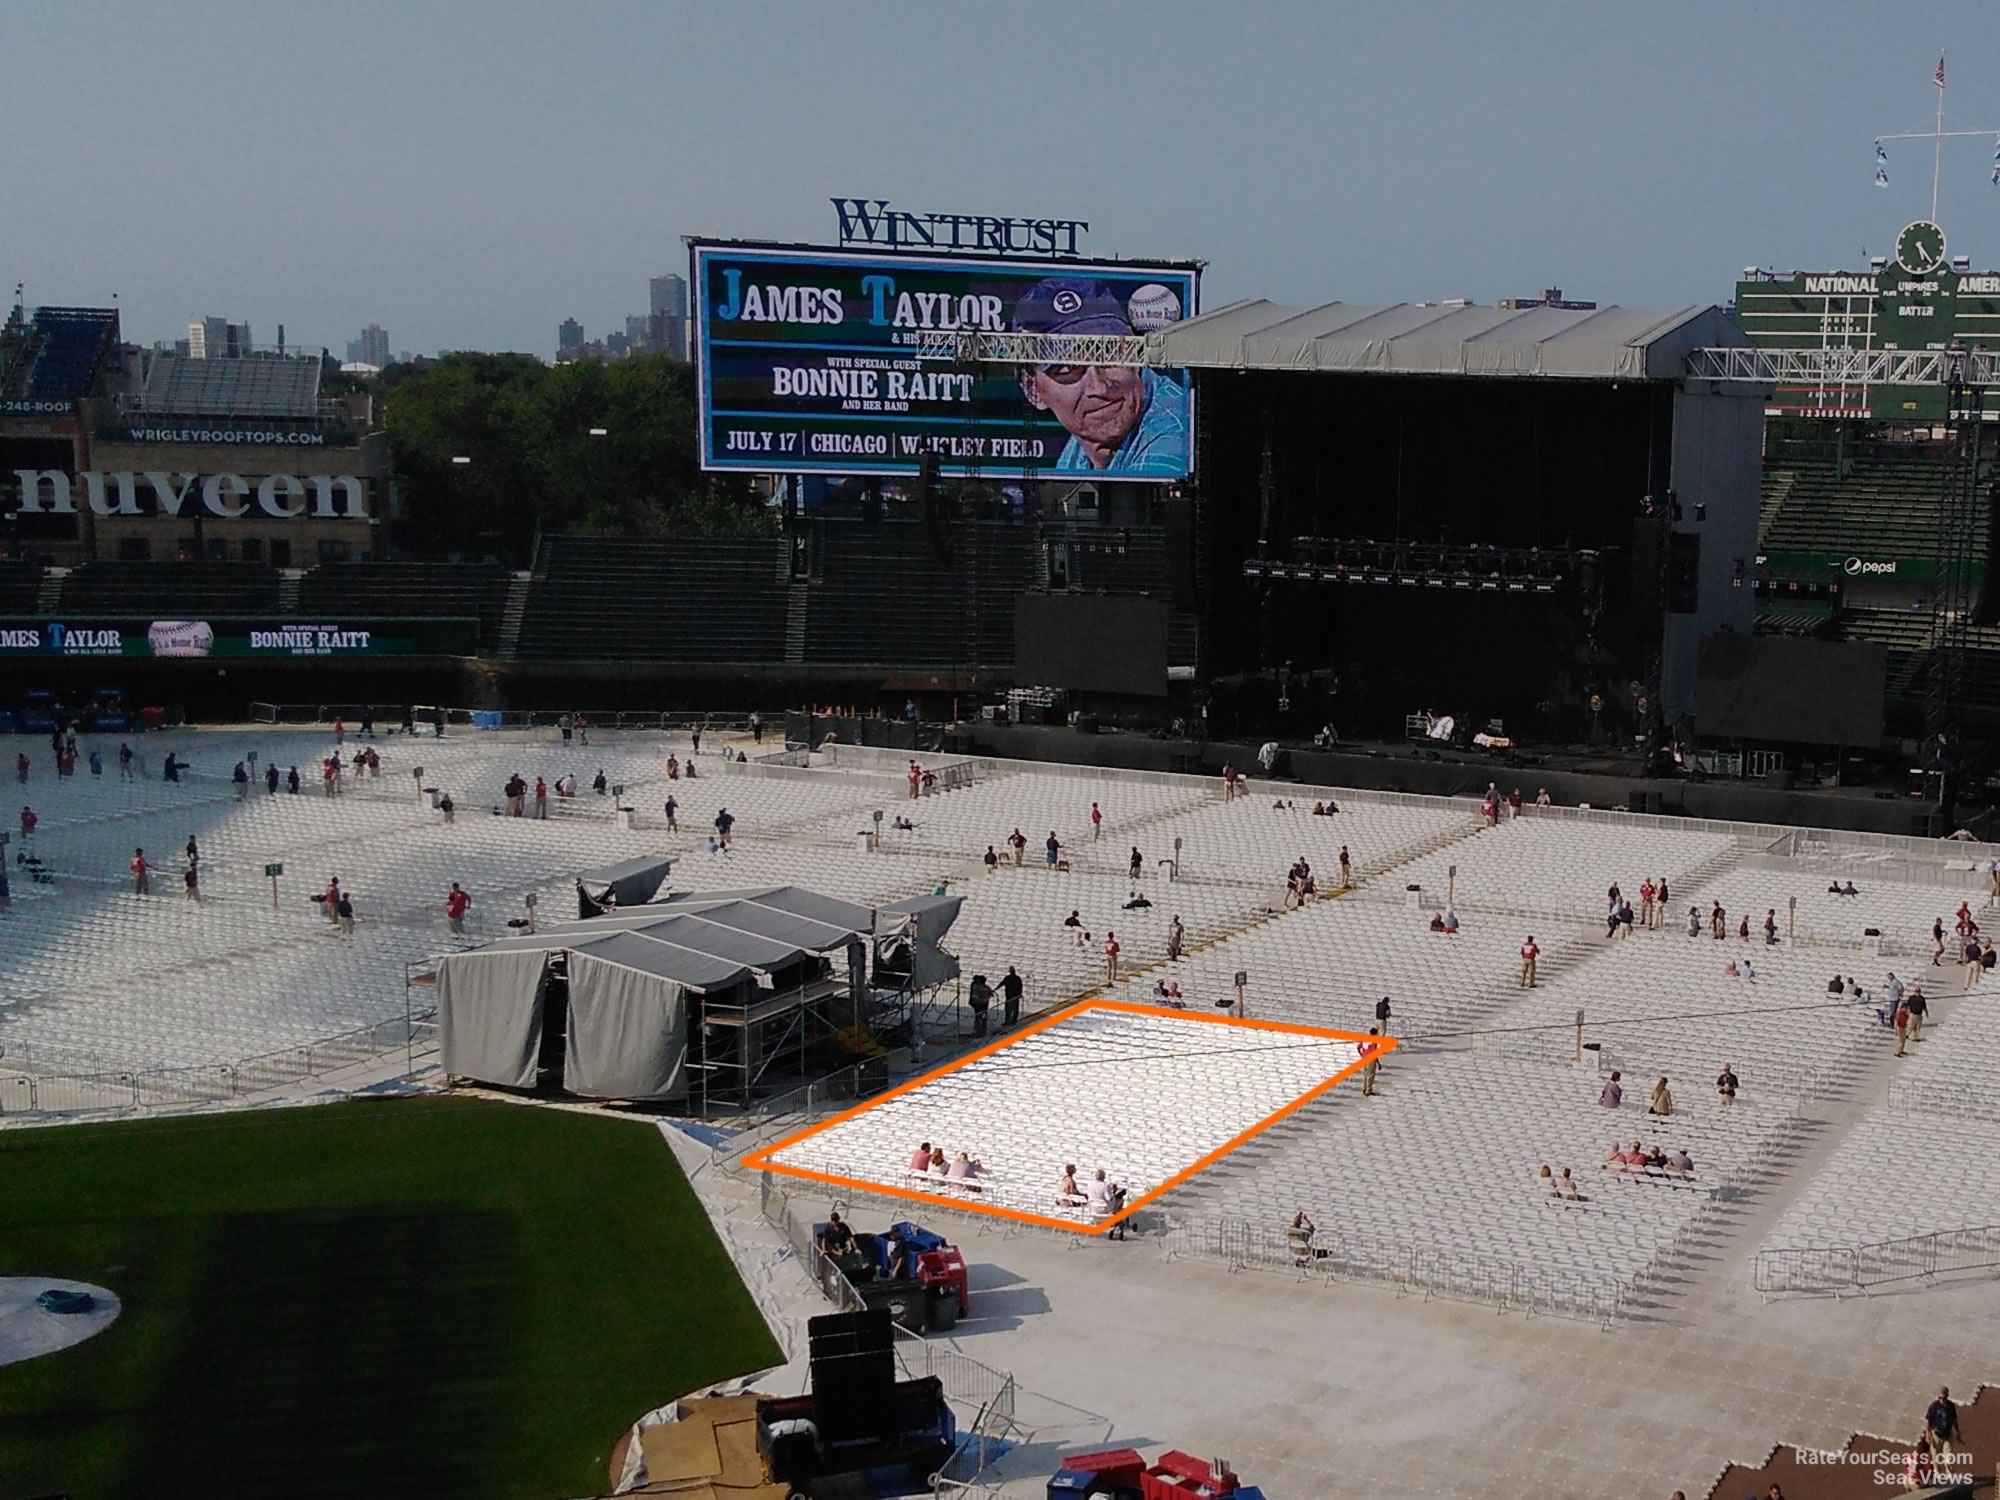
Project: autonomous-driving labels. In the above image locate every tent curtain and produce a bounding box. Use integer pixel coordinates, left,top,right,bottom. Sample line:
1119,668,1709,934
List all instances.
563,952,688,1102
437,949,550,1089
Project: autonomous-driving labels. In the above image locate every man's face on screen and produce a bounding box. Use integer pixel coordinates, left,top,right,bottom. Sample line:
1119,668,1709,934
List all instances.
1023,362,1145,458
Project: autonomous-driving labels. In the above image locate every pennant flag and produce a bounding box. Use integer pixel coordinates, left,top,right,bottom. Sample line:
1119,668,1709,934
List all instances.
1876,167,1890,188
1877,139,1888,163
1936,53,1947,89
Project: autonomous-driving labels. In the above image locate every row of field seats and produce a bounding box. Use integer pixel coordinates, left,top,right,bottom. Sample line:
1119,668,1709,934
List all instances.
809,770,1211,866
1097,897,1552,1038
1693,868,1994,953
1499,924,1882,1096
766,1008,1364,1222
941,865,1263,1016
1761,1109,2000,1251
0,887,447,1071
1142,793,1476,890
1374,815,1738,919
1187,1052,1785,1291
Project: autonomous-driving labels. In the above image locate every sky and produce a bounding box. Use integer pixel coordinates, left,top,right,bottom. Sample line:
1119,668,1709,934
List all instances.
8,1,2000,359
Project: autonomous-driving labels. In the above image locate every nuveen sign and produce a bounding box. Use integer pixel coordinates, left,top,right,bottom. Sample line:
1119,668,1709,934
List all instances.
7,469,368,519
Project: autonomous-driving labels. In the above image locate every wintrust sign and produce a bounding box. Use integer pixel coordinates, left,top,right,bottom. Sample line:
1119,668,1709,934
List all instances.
7,470,366,519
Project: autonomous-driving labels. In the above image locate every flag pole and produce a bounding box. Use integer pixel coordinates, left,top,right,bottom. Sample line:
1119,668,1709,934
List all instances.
1934,53,1946,224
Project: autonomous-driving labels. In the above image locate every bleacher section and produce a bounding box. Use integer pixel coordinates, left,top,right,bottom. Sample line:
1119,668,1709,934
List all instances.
1839,607,2000,705
55,561,281,616
804,520,990,666
136,351,321,418
298,562,513,647
514,534,786,661
23,307,118,401
1759,445,2000,564
0,559,45,614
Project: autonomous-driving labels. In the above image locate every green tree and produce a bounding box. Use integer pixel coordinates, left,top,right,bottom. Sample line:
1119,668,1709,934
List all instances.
383,353,767,558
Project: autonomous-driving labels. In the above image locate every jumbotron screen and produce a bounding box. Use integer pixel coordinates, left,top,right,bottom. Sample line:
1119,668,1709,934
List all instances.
692,241,1197,482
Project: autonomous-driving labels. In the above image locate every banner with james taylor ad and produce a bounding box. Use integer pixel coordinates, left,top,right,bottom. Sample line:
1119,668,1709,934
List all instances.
693,242,1198,482
0,617,478,658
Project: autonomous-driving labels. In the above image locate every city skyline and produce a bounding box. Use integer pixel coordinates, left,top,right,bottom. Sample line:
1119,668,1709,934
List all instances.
8,4,2000,357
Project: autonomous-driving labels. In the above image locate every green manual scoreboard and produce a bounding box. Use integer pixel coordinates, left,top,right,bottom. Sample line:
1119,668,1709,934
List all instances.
1733,218,2000,422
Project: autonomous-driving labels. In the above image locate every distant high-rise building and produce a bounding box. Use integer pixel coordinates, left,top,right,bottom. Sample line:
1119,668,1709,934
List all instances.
558,317,585,353
187,316,253,358
650,274,688,359
626,314,649,347
358,323,390,368
345,338,365,365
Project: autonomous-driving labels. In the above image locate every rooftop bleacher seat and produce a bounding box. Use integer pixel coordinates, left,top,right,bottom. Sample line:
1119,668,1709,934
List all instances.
136,351,322,418
55,561,281,615
297,562,513,647
515,534,786,661
24,307,118,401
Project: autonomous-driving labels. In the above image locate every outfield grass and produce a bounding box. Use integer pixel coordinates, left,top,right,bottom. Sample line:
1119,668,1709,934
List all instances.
0,1096,781,1500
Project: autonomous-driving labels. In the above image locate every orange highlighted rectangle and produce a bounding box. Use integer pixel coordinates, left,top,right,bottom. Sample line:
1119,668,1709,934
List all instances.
742,998,1398,1236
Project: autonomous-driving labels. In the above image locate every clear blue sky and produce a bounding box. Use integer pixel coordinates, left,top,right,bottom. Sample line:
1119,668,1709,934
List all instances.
8,1,2000,358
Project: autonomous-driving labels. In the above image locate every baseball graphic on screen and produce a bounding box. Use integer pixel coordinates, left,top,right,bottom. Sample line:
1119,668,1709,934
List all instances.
148,620,215,658
1126,283,1184,330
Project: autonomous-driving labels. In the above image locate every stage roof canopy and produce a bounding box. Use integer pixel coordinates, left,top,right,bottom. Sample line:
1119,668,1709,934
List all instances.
1147,299,1748,381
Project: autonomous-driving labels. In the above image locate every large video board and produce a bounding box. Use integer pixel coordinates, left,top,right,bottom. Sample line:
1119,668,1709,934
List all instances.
693,242,1197,481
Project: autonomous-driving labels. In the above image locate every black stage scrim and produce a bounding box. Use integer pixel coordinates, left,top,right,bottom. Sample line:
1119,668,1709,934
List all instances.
1696,634,1887,746
1014,594,1168,697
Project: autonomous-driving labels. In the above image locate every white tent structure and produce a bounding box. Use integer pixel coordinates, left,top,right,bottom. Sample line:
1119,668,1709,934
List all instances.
433,885,961,1107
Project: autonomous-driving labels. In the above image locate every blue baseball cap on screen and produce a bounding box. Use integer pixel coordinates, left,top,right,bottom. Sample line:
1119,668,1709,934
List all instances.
1013,278,1134,336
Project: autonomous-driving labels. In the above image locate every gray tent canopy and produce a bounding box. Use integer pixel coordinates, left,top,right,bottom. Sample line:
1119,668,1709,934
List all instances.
576,854,673,917
432,883,963,1106
875,893,965,989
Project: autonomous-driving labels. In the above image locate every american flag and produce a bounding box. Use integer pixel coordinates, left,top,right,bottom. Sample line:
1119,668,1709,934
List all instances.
1936,54,1947,89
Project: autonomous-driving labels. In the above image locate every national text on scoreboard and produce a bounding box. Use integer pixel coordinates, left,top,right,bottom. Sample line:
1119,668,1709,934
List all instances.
691,241,1199,482
1734,262,2000,421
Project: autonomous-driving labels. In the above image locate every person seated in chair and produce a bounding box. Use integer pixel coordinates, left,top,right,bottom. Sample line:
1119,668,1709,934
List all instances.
1663,1147,1694,1178
1123,889,1152,910
946,1151,985,1186
1086,1169,1130,1238
907,1140,933,1173
892,814,915,831
1056,1164,1087,1207
1441,909,1459,934
1430,912,1447,933
927,1147,949,1179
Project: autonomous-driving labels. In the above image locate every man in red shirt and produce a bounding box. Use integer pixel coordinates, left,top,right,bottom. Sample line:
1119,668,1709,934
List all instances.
19,805,36,842
907,761,921,801
1090,802,1103,840
1519,935,1540,988
1103,931,1121,985
445,882,472,935
1358,1026,1384,1096
534,777,548,819
324,877,342,923
130,848,153,896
